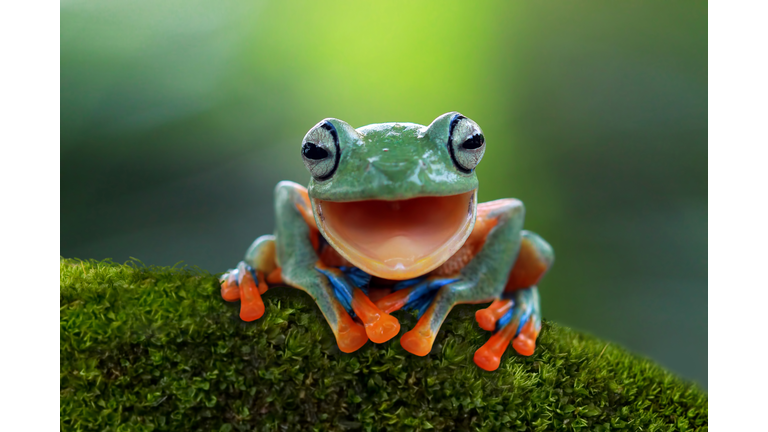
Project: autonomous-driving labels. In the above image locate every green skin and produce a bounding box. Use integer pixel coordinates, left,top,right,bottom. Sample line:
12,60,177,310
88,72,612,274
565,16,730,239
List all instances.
229,112,551,361
308,114,478,201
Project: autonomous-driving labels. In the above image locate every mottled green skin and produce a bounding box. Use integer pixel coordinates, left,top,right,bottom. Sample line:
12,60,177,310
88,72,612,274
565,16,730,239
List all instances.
309,112,478,202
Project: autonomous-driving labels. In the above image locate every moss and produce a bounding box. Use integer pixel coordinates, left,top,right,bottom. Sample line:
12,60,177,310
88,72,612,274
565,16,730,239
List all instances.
60,259,707,431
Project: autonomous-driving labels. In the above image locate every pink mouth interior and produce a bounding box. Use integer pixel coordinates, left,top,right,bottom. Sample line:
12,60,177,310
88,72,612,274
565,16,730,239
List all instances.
316,191,474,278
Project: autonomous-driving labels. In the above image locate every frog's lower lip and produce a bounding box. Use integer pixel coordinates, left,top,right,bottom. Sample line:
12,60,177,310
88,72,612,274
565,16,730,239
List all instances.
312,190,477,280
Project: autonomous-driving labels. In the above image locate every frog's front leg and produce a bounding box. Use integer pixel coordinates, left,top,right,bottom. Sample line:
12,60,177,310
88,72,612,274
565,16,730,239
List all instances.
394,198,527,357
221,182,373,352
267,181,380,353
281,182,406,349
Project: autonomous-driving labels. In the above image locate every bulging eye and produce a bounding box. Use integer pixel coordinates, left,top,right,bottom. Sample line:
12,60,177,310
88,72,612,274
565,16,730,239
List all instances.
461,134,484,150
448,115,486,172
301,121,339,180
302,142,329,160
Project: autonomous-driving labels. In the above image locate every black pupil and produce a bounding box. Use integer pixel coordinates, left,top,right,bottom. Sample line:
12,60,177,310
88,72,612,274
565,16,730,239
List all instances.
461,134,484,150
303,142,329,160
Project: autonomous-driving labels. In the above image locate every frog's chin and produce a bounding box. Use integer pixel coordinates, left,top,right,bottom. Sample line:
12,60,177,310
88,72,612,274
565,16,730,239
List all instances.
312,190,477,280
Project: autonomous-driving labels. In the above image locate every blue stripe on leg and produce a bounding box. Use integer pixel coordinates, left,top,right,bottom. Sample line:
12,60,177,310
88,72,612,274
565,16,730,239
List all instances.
315,267,356,317
392,276,429,291
495,288,535,336
399,277,459,318
339,266,372,293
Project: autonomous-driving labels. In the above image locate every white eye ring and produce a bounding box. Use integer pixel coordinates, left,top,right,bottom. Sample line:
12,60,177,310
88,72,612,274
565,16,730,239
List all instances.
448,116,485,172
301,121,339,180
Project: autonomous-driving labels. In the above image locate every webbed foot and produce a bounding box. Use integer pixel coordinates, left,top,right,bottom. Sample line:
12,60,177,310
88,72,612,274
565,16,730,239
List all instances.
316,267,400,344
220,261,269,321
474,286,541,371
374,276,459,356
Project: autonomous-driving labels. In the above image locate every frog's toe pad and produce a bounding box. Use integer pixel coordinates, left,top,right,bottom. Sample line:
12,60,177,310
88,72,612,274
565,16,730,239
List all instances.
512,336,536,357
336,315,369,353
365,313,401,344
349,287,400,343
221,280,240,301
400,328,434,357
474,344,503,372
475,308,499,332
511,319,539,356
236,262,265,321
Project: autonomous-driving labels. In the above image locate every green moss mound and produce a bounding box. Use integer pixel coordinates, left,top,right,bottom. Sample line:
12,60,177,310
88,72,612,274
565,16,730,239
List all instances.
60,259,707,431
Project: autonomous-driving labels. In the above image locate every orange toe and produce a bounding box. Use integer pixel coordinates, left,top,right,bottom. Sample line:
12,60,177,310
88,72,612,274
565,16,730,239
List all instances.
239,271,265,321
374,290,410,314
255,271,269,295
473,345,502,371
400,328,434,356
475,309,497,332
351,289,401,343
473,323,515,370
221,280,240,302
512,336,535,356
475,299,513,332
511,320,538,356
337,318,369,353
240,299,265,321
364,313,401,344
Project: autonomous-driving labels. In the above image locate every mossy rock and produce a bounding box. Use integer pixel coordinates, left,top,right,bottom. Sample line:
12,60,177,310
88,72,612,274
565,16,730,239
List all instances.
60,259,707,431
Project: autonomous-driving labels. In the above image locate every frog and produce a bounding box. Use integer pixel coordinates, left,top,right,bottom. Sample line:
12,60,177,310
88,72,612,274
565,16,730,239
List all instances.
220,112,554,371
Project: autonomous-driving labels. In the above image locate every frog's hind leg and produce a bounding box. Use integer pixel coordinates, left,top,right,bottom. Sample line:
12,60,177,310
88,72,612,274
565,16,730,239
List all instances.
221,182,372,354
220,235,279,321
474,286,540,371
473,230,553,371
474,230,553,332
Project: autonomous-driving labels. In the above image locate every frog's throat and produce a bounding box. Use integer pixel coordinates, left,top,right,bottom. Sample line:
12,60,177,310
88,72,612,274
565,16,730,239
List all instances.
311,190,477,280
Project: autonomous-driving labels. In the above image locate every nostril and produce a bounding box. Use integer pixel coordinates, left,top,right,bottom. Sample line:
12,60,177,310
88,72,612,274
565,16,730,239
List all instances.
370,160,417,180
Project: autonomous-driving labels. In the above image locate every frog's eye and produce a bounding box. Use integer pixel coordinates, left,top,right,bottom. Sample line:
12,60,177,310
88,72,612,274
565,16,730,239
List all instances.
448,115,486,173
301,121,340,181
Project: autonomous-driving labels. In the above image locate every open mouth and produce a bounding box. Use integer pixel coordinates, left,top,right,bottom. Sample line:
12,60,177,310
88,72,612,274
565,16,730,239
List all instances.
313,191,476,280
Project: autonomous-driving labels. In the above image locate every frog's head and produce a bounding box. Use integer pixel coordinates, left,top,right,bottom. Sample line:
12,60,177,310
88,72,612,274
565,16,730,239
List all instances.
300,112,486,280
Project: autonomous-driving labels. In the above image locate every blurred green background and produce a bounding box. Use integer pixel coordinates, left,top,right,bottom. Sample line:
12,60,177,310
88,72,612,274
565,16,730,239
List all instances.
61,1,707,386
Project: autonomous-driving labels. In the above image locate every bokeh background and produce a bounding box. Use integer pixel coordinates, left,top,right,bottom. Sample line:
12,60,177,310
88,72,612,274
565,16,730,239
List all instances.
61,1,707,386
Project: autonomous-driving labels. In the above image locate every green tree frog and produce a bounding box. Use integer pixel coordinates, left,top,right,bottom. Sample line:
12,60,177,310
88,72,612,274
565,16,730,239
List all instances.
220,112,554,371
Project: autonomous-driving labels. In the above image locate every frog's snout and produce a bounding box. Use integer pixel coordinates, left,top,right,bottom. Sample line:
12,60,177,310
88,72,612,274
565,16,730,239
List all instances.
369,159,420,184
